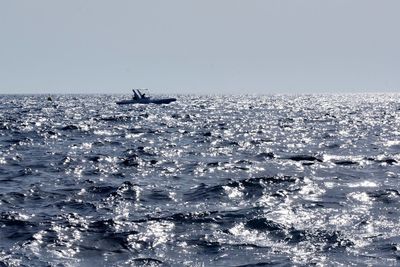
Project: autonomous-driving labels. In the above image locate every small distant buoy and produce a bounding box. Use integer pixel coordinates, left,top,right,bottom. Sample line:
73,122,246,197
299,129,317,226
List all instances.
47,96,53,101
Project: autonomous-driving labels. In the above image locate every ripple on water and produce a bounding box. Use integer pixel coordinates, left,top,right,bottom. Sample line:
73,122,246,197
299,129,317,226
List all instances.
0,94,400,266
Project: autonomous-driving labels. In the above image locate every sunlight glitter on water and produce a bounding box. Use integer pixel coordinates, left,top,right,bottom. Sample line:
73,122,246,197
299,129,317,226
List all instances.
1,94,400,266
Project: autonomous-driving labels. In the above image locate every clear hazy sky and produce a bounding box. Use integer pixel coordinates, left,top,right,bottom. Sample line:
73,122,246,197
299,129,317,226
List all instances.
0,0,399,94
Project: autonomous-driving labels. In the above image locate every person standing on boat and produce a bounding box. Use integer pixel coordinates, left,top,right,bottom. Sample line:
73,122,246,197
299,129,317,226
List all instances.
137,89,146,99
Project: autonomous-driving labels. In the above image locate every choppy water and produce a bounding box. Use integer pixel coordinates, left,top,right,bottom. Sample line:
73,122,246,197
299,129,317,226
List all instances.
1,94,400,266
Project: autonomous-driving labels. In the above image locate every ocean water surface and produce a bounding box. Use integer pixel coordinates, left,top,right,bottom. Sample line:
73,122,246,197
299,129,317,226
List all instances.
0,94,400,266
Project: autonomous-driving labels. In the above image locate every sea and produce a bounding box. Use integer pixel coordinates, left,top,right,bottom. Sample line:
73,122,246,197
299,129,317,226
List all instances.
0,94,400,266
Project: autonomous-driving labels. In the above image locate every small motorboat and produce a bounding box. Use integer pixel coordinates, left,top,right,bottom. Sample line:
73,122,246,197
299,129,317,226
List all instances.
116,89,176,105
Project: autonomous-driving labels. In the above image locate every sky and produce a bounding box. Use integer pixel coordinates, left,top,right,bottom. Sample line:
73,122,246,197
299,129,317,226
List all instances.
0,0,399,94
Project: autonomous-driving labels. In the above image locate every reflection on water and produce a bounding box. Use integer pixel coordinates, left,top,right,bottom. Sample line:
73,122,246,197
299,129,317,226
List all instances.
0,94,400,266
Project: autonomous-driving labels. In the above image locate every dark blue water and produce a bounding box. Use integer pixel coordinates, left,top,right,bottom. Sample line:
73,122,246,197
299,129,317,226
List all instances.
1,94,400,266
